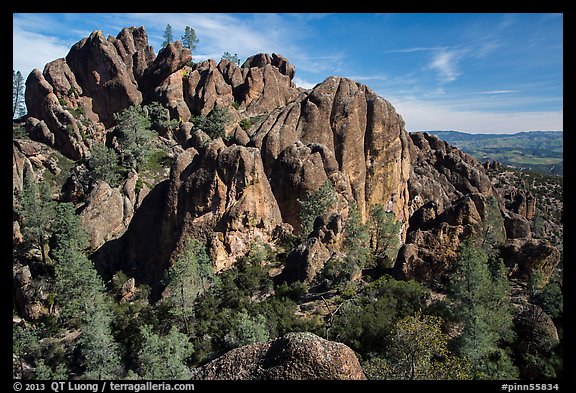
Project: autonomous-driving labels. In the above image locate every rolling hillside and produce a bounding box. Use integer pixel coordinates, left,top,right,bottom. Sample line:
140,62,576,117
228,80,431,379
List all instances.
424,131,563,175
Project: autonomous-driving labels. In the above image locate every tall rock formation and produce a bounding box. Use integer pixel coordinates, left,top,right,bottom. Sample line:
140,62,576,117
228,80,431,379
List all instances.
20,25,560,292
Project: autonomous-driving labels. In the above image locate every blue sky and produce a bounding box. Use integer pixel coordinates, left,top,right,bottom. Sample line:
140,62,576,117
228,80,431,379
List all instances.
13,13,563,133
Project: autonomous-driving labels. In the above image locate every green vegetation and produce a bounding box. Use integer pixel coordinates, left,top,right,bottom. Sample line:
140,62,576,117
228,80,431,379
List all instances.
447,241,517,379
17,172,56,265
298,180,337,238
88,143,121,187
138,325,193,379
162,238,215,334
114,105,156,171
328,276,428,356
161,24,173,48
239,118,252,131
13,70,27,119
363,313,470,380
369,204,401,269
221,52,240,65
182,26,199,53
192,105,232,140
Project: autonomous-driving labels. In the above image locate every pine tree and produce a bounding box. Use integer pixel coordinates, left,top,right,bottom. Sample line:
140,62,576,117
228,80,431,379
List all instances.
163,238,215,334
225,310,270,348
221,52,240,65
88,143,121,187
181,26,199,53
49,201,123,379
369,204,401,268
192,105,231,140
448,240,517,379
138,325,193,380
114,105,156,170
343,200,370,269
13,70,27,119
162,24,173,48
17,172,56,264
298,180,337,238
80,303,123,380
363,312,470,380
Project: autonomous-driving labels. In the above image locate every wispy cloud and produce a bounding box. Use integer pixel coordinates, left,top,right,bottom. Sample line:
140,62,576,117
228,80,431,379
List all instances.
478,90,519,94
344,74,387,82
428,50,466,83
385,95,562,133
13,25,71,78
384,46,447,54
293,77,319,90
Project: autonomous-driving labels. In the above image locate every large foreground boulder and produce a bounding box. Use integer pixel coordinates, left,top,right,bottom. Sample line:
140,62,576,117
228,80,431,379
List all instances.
191,332,366,380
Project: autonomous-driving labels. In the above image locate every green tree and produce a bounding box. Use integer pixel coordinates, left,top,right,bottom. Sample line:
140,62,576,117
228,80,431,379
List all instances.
13,70,27,119
163,238,215,334
344,200,370,266
114,105,156,170
17,172,56,264
138,325,193,380
88,143,121,187
34,359,68,380
369,204,401,268
363,312,470,380
329,276,428,355
225,310,270,348
162,24,173,48
192,105,232,140
80,303,123,380
13,325,41,378
221,52,240,65
298,180,337,238
447,241,517,379
181,26,199,53
145,101,179,131
51,202,88,255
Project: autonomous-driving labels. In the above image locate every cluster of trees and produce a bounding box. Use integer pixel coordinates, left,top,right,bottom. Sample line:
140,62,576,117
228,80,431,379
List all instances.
162,25,198,52
161,24,242,66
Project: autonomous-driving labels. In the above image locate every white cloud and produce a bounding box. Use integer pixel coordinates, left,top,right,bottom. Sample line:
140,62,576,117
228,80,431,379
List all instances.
13,25,71,78
478,90,519,95
344,74,387,82
387,96,562,133
293,77,318,90
384,46,448,54
428,50,464,83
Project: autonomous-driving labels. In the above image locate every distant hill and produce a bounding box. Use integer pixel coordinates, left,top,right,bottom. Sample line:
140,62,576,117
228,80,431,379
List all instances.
422,130,563,175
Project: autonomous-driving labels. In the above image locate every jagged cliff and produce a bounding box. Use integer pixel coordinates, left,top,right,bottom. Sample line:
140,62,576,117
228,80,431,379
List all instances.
17,25,561,289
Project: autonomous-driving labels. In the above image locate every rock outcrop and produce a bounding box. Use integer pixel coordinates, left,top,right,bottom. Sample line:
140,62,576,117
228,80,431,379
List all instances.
19,25,561,297
78,173,140,250
190,332,366,380
501,238,560,282
253,76,411,232
394,132,501,286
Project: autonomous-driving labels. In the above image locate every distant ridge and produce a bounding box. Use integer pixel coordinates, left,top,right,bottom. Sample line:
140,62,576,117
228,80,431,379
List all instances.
422,130,563,175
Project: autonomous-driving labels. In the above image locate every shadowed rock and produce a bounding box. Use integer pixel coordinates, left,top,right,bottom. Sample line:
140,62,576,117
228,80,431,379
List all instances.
190,332,366,380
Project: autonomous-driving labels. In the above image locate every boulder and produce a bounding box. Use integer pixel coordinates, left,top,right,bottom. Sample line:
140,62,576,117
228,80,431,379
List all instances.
79,181,127,249
190,332,366,380
501,238,561,283
504,212,532,239
281,237,332,283
13,265,49,321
